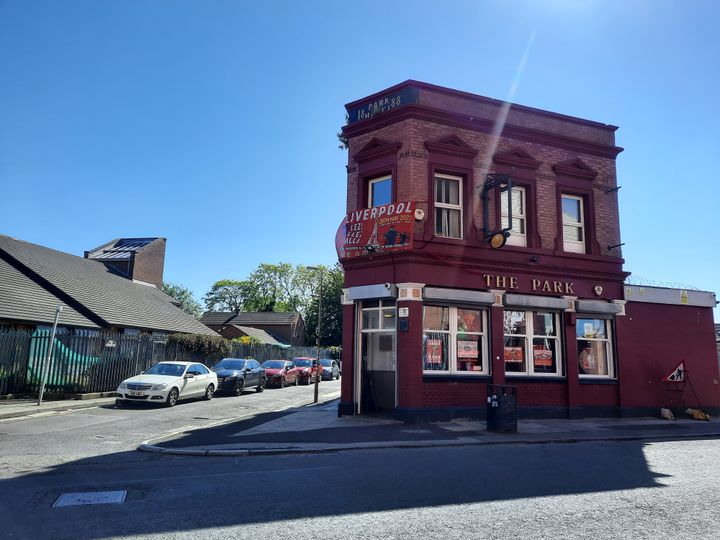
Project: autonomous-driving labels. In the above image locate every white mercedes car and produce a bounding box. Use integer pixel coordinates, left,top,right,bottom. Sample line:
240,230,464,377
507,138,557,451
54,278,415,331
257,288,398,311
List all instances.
116,361,218,407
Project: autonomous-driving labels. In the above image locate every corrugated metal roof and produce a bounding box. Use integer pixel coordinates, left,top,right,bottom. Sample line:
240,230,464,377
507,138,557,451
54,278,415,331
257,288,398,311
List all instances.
0,235,215,335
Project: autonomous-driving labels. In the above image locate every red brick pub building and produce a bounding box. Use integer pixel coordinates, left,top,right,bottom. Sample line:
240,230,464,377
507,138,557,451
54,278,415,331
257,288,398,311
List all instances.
338,80,718,421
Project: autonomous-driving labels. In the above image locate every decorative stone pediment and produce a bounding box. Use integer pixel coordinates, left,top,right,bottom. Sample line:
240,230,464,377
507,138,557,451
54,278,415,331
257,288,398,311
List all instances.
354,137,402,163
492,148,540,169
424,135,478,158
553,158,598,180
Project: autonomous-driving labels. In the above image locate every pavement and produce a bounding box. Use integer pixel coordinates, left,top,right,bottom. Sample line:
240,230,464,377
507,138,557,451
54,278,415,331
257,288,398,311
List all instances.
137,398,720,457
3,394,719,457
0,396,117,420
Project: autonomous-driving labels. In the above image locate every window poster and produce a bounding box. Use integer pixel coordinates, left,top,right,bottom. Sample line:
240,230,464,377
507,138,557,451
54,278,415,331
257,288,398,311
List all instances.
426,339,443,364
504,346,524,363
457,340,478,359
533,345,553,367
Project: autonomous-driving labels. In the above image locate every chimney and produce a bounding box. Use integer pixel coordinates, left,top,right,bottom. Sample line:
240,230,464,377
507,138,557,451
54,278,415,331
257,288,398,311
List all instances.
85,238,166,289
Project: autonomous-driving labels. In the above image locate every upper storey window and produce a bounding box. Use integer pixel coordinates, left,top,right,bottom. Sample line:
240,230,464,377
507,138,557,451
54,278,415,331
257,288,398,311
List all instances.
562,194,585,253
501,185,527,247
434,173,463,239
368,176,392,207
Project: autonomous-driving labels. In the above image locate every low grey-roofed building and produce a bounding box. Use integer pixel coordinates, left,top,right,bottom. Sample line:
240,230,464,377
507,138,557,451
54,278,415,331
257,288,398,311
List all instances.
0,234,215,336
200,311,306,346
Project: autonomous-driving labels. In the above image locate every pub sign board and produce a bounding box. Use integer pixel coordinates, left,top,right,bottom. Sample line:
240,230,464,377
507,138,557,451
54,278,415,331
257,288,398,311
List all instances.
343,202,415,258
347,87,420,123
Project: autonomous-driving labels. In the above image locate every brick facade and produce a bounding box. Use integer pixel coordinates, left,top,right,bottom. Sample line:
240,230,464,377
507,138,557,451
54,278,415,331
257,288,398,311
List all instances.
339,81,719,421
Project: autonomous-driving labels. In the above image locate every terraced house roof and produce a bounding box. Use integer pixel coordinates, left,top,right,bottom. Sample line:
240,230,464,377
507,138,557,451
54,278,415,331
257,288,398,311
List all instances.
0,235,215,335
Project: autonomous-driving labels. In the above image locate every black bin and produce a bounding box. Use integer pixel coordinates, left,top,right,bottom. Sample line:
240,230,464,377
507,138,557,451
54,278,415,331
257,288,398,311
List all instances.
486,384,518,433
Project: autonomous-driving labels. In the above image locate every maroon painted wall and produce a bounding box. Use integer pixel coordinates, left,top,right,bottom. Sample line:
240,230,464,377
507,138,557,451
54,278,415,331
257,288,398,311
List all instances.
616,302,720,409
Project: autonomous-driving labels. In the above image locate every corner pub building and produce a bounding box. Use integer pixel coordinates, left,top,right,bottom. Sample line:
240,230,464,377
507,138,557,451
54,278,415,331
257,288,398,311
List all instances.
337,80,719,421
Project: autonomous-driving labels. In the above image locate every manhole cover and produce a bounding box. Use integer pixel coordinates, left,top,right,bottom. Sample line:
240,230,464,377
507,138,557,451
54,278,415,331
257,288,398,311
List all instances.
53,491,127,508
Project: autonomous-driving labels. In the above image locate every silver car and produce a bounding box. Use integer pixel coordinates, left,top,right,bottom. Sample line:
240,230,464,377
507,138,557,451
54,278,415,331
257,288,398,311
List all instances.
116,361,218,407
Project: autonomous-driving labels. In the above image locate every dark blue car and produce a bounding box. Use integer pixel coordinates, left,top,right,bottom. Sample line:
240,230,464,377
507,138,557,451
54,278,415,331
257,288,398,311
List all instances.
212,358,266,395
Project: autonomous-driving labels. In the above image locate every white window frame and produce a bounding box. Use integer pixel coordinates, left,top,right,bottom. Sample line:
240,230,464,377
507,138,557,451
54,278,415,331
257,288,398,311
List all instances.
503,310,563,377
577,317,615,379
360,299,397,332
434,173,463,239
562,194,585,253
422,305,489,375
368,175,392,208
501,185,527,247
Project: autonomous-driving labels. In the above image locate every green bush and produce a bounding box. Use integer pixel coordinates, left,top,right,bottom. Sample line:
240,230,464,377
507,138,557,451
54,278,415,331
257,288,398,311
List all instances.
167,333,231,363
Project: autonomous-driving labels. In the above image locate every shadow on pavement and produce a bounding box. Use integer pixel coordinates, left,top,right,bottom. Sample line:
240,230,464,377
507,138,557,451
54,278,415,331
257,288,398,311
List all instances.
0,428,685,538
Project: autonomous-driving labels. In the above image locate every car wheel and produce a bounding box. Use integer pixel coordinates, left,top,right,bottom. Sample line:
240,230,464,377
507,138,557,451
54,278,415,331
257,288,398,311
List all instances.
166,388,179,407
256,379,265,392
204,384,215,400
281,377,286,388
115,399,123,408
234,380,244,396
336,372,340,380
294,376,298,386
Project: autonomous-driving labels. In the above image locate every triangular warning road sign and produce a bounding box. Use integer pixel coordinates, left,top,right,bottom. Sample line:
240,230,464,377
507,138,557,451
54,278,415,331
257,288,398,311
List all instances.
663,361,686,383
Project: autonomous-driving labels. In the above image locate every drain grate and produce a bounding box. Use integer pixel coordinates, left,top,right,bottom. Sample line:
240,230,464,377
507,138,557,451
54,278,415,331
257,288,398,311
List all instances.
53,491,127,508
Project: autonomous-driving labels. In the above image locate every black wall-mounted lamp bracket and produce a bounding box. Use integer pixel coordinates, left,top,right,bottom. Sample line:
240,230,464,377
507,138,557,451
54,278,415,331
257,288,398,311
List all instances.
481,173,513,248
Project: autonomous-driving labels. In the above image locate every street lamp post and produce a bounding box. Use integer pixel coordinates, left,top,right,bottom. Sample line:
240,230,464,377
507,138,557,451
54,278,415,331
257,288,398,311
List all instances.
308,266,323,404
38,305,63,406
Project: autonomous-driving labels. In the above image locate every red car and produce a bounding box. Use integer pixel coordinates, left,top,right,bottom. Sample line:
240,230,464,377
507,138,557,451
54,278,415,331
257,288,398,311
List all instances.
293,357,321,385
261,360,300,388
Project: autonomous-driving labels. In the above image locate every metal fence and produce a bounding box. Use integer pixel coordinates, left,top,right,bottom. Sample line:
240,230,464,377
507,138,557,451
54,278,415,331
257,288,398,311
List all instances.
0,329,331,397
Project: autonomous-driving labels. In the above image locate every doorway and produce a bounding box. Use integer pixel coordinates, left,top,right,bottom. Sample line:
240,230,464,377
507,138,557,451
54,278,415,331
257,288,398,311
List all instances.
356,300,396,413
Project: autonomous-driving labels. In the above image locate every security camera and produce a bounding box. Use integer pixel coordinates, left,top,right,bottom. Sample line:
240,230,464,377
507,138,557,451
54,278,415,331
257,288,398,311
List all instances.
384,282,391,290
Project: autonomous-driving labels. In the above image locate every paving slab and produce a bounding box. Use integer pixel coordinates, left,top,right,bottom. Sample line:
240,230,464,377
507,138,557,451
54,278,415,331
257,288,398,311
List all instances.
139,398,720,457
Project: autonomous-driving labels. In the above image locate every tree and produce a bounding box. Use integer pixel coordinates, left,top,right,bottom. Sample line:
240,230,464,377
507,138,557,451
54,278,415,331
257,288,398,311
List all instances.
243,263,318,314
304,264,344,347
162,282,203,319
203,279,250,313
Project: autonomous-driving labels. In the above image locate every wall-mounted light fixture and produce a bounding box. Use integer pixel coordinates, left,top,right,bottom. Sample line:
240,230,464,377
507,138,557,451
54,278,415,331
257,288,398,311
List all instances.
529,256,540,263
607,243,625,250
604,186,622,194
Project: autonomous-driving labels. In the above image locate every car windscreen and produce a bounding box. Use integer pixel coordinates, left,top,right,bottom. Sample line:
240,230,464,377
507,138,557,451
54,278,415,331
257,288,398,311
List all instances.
293,359,312,367
320,359,333,367
262,360,286,369
145,363,186,377
214,360,246,371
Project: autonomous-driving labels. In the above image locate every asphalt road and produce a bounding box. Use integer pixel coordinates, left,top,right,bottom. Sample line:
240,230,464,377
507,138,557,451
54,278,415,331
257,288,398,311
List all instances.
1,381,719,539
0,378,341,473
1,437,719,539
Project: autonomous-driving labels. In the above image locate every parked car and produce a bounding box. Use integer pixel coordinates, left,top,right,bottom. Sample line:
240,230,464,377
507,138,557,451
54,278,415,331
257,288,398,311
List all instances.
212,358,266,395
293,357,321,385
320,359,341,381
261,360,300,388
116,361,217,407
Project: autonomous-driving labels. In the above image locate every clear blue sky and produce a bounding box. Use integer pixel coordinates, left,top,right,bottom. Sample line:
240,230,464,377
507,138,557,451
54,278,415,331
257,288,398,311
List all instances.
1,1,718,317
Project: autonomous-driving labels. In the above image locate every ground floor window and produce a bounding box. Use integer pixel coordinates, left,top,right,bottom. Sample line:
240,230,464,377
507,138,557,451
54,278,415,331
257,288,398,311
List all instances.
576,317,615,378
503,310,562,376
423,305,489,374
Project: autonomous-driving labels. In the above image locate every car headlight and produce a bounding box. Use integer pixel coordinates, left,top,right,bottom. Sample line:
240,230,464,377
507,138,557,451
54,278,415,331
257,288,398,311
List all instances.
151,384,167,391
118,382,127,389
